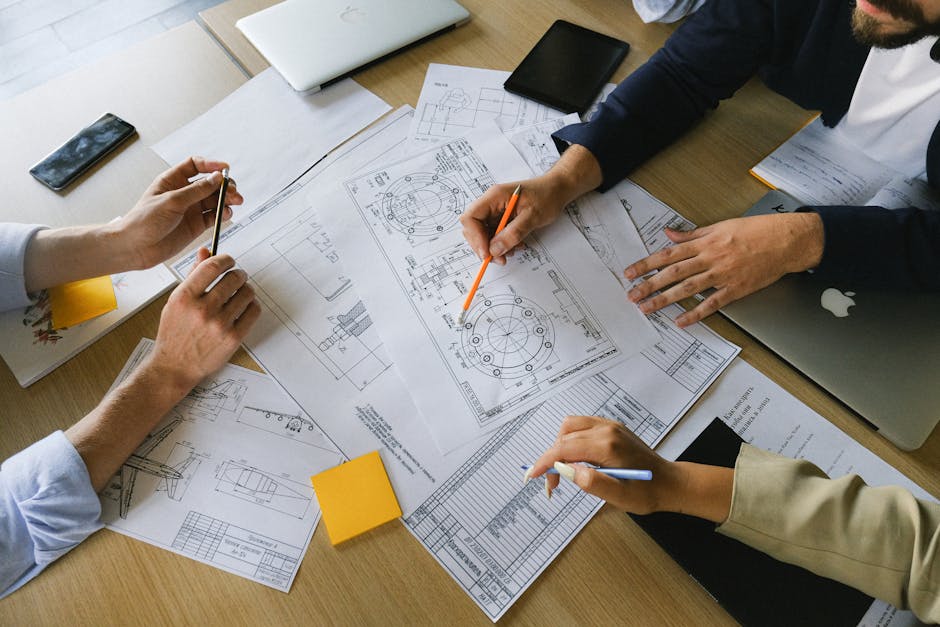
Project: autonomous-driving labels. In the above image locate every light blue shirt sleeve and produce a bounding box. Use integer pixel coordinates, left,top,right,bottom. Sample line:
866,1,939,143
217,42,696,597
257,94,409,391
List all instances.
0,431,102,599
0,223,46,312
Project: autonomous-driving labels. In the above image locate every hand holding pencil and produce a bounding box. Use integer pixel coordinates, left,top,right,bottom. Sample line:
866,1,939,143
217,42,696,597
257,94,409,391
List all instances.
457,185,521,324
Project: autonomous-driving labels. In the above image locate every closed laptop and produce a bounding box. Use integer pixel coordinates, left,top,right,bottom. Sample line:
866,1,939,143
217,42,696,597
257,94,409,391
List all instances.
237,0,470,92
720,190,940,450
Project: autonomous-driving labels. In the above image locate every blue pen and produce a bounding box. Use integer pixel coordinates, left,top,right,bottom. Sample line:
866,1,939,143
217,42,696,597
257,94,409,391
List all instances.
520,465,652,481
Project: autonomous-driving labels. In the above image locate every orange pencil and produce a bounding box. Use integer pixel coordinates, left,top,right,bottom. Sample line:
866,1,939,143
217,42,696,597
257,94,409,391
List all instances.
457,185,521,325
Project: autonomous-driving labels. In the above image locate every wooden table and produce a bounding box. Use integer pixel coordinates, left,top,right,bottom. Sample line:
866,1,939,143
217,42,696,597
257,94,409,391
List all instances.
2,2,938,624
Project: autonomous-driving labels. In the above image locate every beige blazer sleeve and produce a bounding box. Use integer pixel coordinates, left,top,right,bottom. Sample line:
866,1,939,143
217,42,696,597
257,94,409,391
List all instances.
716,444,940,623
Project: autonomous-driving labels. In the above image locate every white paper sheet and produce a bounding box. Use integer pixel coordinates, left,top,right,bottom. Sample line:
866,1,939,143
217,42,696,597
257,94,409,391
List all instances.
171,107,738,619
408,64,567,150
101,339,344,592
152,68,390,221
0,264,175,387
329,124,658,452
657,359,934,626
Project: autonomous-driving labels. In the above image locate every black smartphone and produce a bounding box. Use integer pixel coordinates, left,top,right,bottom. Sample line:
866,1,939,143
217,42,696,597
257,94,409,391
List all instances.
29,113,137,191
503,20,630,115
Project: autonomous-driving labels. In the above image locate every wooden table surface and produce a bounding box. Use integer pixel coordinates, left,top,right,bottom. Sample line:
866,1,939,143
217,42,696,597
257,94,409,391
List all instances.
2,1,938,625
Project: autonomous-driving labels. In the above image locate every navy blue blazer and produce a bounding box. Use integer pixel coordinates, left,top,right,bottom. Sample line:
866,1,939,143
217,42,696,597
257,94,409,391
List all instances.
555,0,940,288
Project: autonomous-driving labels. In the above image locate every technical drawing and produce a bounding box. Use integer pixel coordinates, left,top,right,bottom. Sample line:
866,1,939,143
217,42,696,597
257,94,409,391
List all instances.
178,378,247,421
415,86,557,141
242,212,391,390
267,216,352,302
567,201,616,267
214,460,314,519
171,511,303,591
106,416,202,519
460,295,556,379
236,405,339,452
381,173,465,236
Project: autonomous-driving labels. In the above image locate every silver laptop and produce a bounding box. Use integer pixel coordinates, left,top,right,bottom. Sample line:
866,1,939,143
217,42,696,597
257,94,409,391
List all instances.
237,0,470,92
720,190,940,450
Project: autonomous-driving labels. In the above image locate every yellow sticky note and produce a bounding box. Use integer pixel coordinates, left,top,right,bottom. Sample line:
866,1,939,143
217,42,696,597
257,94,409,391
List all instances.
49,275,117,329
311,450,402,545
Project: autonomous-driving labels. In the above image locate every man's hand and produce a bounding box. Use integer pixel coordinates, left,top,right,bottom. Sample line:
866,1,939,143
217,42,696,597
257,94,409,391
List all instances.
145,249,260,394
115,156,244,270
459,144,602,264
66,249,260,491
624,212,824,327
526,415,733,523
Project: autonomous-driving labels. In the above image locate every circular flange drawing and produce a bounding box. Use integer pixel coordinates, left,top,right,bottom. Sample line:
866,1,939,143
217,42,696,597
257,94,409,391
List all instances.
381,173,464,236
460,295,555,378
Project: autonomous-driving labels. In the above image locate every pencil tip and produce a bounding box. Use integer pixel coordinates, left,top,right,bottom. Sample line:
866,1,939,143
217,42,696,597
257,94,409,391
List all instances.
456,310,466,325
513,184,521,195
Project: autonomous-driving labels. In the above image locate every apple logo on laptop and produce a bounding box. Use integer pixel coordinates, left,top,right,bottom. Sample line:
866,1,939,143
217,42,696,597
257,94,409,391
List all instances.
820,287,856,318
340,5,367,23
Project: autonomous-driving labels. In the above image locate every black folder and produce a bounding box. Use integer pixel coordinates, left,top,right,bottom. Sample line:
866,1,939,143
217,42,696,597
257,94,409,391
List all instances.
630,418,874,626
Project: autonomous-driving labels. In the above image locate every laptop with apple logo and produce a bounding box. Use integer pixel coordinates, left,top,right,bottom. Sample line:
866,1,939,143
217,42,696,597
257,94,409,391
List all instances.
237,0,470,93
720,190,940,450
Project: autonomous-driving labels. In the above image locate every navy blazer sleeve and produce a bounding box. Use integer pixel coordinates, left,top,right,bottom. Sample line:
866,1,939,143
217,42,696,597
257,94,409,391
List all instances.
810,206,940,289
552,0,940,289
554,0,776,191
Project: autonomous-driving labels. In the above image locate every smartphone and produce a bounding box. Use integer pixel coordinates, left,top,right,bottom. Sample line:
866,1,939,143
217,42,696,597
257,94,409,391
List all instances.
503,20,630,115
29,113,137,191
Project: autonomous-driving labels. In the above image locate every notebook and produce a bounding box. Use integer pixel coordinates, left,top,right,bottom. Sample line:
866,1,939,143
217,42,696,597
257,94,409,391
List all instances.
236,0,471,92
719,190,940,450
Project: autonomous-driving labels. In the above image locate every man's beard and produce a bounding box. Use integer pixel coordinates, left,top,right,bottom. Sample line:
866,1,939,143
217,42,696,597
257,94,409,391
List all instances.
851,0,940,48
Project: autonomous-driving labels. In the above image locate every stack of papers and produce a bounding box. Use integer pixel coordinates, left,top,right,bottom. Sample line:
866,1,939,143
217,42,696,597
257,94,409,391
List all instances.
118,62,743,619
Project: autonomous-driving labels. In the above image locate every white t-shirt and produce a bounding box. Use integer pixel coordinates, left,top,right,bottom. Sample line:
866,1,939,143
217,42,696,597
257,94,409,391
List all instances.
833,36,940,181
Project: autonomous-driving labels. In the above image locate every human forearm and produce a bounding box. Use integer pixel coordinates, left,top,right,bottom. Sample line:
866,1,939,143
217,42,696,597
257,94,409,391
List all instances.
24,223,137,293
545,144,603,204
64,357,192,491
657,461,734,523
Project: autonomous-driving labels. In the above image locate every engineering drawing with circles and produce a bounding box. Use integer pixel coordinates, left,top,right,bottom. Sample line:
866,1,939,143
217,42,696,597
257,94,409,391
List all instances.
381,173,465,237
460,295,557,379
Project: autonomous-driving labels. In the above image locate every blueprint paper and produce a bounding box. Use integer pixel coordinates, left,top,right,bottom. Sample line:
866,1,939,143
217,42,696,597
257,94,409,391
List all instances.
152,68,390,222
172,107,453,514
505,116,740,412
0,264,175,387
408,64,565,150
503,113,580,174
101,339,343,592
408,65,617,151
329,124,659,452
170,107,736,620
656,359,933,627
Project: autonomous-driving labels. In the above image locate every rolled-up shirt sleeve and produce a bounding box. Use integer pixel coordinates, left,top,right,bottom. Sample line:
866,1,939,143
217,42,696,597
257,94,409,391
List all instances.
0,431,102,599
0,223,46,312
717,444,940,622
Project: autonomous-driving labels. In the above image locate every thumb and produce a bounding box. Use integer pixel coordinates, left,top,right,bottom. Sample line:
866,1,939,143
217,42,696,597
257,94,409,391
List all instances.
170,171,223,209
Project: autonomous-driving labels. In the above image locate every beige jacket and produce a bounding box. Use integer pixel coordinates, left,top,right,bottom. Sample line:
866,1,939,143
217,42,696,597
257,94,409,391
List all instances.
717,445,940,623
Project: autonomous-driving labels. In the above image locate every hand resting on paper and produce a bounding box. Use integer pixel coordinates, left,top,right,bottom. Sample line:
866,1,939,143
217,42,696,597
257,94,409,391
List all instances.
525,415,733,523
623,212,824,328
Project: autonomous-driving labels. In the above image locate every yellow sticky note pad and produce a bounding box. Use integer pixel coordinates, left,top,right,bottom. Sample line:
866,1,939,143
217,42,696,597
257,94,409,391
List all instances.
311,451,402,545
49,275,117,329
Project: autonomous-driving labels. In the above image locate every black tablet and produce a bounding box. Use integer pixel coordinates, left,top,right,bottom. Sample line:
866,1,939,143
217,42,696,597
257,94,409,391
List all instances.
503,20,629,115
